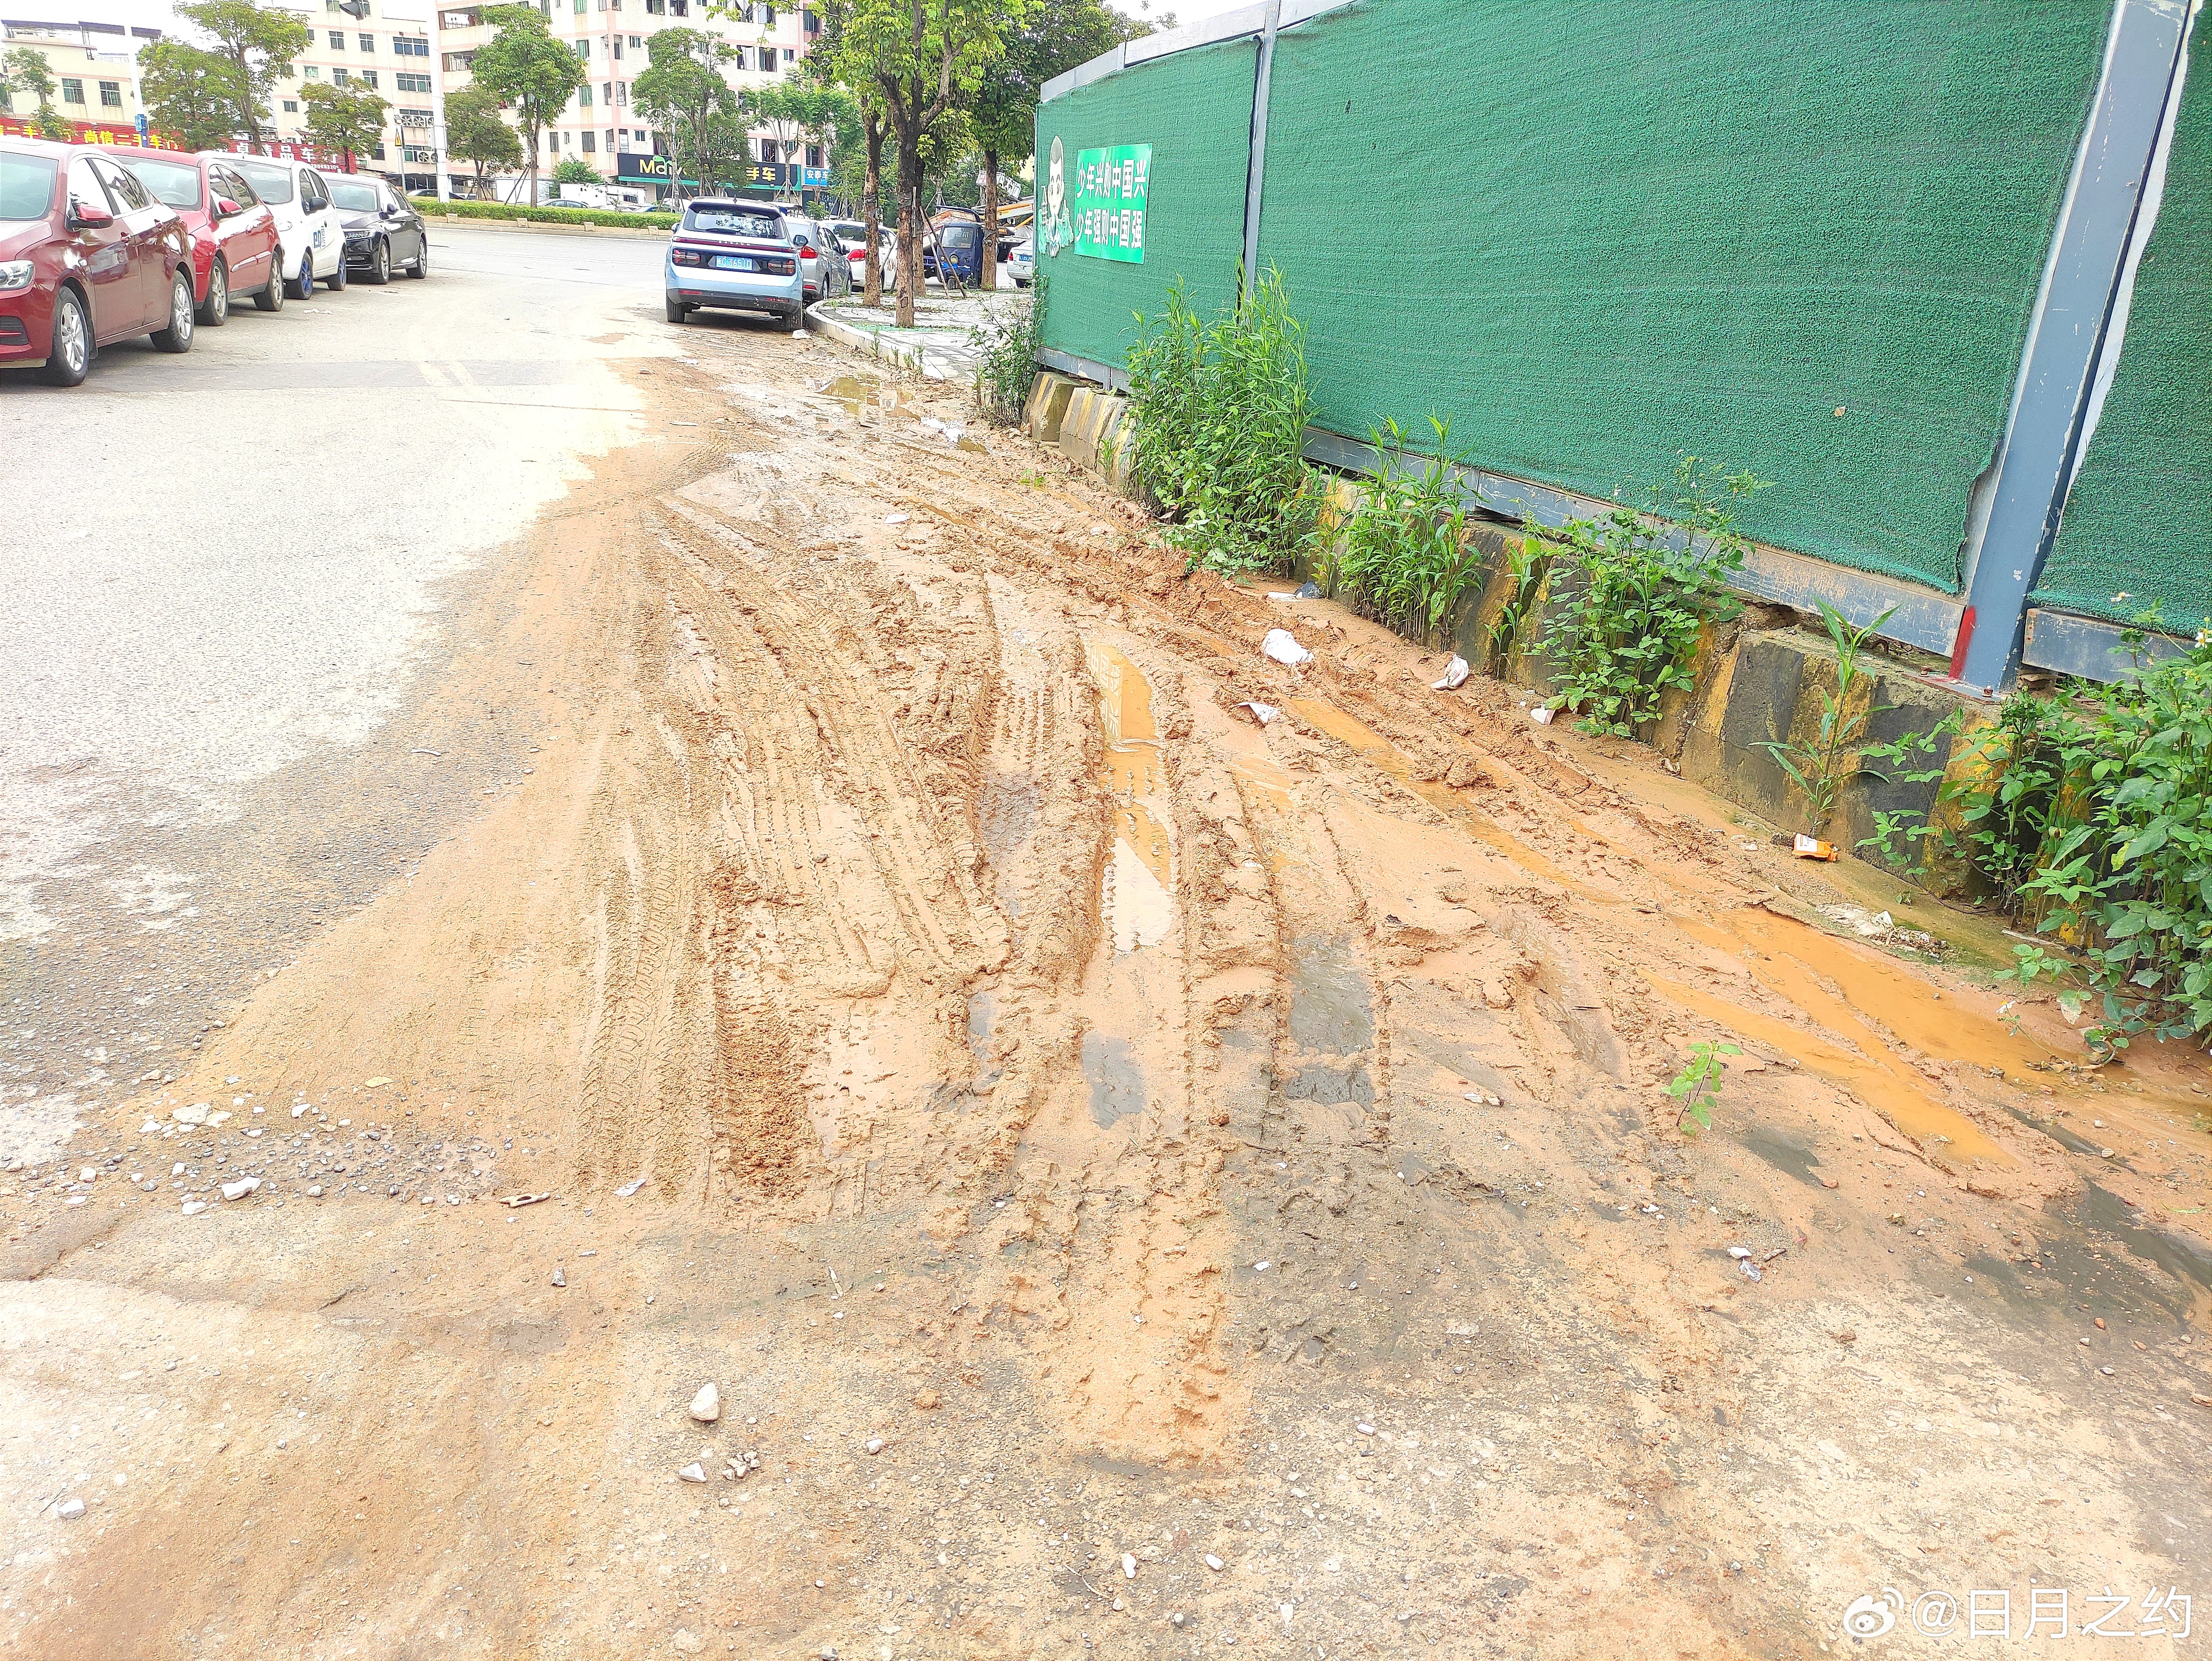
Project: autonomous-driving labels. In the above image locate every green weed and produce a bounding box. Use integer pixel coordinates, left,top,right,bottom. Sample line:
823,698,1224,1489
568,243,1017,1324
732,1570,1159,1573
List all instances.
1125,268,1319,574
971,273,1046,427
1947,613,2212,1052
1666,1040,1742,1134
1326,416,1483,646
1545,457,1760,737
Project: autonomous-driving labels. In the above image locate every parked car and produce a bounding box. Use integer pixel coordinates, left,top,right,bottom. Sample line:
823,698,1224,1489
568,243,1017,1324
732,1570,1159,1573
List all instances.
105,145,282,324
1,135,196,386
329,176,429,284
1004,237,1035,288
664,198,803,328
923,217,983,287
782,211,850,307
828,218,896,292
215,154,347,298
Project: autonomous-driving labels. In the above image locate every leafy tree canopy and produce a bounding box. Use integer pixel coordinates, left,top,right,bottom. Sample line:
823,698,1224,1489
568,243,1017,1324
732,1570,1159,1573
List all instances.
174,0,310,149
136,39,243,150
300,81,389,159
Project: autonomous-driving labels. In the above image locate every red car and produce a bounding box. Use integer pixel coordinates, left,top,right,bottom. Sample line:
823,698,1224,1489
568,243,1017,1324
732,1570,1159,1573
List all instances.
101,144,282,325
0,134,195,387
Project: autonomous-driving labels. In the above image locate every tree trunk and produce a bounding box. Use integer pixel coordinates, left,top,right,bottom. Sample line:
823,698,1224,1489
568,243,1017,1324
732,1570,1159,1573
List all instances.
893,133,920,329
525,129,539,209
981,146,998,292
862,118,883,308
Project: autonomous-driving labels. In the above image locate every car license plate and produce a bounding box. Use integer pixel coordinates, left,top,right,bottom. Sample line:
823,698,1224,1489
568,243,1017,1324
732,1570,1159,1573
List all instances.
711,255,757,272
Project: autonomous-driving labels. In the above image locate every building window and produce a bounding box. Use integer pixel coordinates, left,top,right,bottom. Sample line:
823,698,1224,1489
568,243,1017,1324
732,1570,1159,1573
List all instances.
395,34,429,55
604,127,614,152
99,80,122,106
359,32,375,49
370,143,385,159
611,34,620,57
628,33,640,46
61,77,85,104
602,80,610,101
615,81,625,105
806,143,820,168
304,63,321,77
577,81,591,105
581,130,594,151
670,0,686,14
333,66,350,83
360,69,378,87
283,98,299,111
397,71,430,91
329,29,345,46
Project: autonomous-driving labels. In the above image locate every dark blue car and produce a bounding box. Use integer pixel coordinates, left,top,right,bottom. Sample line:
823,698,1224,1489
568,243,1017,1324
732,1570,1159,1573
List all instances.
924,219,983,287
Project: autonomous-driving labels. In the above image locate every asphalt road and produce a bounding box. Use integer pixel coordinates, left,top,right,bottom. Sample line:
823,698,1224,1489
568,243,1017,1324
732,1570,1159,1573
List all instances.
0,225,691,1159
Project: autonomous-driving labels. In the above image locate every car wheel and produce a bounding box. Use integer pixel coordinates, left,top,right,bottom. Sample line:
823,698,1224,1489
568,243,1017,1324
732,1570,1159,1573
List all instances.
665,298,687,324
39,287,90,387
408,237,429,279
366,239,390,285
198,258,229,327
255,254,284,311
327,247,347,291
290,250,313,299
151,268,196,353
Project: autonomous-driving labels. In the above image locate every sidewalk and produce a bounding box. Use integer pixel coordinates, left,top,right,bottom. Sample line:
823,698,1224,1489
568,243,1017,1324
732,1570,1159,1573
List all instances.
807,286,1032,382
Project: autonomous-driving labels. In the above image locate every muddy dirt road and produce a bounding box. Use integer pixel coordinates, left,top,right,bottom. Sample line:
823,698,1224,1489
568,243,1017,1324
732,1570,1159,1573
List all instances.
5,311,2209,1660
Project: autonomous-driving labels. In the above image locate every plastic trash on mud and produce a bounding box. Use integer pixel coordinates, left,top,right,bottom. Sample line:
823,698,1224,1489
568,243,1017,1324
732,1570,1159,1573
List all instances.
1237,701,1280,725
1261,628,1313,668
1431,655,1470,691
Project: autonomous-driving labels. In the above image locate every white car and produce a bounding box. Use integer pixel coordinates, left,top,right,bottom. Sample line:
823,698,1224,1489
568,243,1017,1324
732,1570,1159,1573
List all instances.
830,219,897,293
1004,238,1035,288
212,154,348,298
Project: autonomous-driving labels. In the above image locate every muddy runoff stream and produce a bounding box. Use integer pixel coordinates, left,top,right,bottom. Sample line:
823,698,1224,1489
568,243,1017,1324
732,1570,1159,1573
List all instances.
6,332,2208,1661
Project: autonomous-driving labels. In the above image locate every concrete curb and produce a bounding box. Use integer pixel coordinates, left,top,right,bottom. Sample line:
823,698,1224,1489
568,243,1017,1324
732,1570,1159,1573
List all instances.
806,302,966,382
419,213,675,243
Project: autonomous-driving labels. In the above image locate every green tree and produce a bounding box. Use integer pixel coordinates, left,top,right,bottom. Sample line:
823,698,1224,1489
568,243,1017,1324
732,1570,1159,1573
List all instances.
300,81,389,162
3,46,70,138
633,28,746,201
173,0,310,153
442,82,521,194
969,0,1141,287
800,9,891,302
550,155,599,184
828,0,1028,327
469,2,587,208
137,40,243,150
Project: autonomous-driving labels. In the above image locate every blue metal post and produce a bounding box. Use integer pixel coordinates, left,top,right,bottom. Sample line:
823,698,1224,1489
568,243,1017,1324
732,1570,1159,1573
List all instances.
1239,0,1283,304
1956,0,2190,691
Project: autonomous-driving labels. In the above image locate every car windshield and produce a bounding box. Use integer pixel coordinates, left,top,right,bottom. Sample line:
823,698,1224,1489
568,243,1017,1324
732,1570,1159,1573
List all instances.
684,205,782,238
830,221,865,241
121,156,202,209
230,158,295,204
0,152,59,220
942,224,980,250
329,180,380,211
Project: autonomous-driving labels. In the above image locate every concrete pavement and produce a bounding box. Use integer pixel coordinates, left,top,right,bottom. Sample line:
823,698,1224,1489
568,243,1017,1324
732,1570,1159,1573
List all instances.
0,225,732,1159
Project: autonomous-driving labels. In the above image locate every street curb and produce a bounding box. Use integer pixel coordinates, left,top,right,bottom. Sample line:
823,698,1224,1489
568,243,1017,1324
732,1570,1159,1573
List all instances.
420,213,674,243
806,302,963,382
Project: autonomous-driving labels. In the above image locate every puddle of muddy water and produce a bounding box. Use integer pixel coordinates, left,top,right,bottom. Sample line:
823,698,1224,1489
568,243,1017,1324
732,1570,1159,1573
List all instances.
1087,641,1173,953
1084,1030,1146,1127
815,374,887,417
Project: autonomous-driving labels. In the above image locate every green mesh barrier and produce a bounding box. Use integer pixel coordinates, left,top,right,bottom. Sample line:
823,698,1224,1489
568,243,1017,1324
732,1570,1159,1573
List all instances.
2037,24,2212,631
1251,0,2110,594
1033,37,1256,371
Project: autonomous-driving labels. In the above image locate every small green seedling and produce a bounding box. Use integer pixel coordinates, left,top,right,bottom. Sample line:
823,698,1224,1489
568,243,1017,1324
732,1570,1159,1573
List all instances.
1666,1040,1742,1134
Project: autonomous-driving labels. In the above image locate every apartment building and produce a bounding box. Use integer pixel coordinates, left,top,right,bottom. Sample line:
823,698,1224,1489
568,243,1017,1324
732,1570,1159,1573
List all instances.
436,0,823,196
0,16,162,136
266,0,447,192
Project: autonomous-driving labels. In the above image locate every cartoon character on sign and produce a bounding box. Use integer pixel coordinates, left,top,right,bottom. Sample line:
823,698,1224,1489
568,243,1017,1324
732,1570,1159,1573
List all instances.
1040,134,1073,256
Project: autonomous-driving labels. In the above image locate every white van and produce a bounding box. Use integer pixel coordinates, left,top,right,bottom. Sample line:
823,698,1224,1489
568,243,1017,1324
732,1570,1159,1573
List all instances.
210,153,349,298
